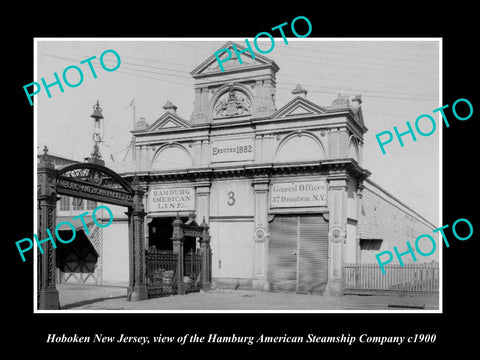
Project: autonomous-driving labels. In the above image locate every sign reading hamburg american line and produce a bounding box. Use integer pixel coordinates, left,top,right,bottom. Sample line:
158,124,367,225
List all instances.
148,187,196,212
270,180,327,208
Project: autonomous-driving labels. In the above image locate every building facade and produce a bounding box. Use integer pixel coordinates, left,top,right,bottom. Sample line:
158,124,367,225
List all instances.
44,42,438,294
118,42,438,295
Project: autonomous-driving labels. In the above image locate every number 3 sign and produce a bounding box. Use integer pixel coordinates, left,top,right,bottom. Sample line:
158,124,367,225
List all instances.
227,191,236,206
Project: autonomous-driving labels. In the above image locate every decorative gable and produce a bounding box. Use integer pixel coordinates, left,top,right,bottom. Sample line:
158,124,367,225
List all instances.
190,41,280,78
145,112,191,132
273,96,327,118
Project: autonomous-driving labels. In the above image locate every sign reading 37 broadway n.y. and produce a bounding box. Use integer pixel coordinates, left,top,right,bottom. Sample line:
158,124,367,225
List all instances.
270,180,327,208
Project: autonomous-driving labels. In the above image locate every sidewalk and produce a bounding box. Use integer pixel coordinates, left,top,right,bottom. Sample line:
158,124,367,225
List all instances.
57,284,439,311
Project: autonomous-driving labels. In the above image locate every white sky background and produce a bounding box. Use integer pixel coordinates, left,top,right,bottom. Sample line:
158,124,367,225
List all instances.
36,39,440,225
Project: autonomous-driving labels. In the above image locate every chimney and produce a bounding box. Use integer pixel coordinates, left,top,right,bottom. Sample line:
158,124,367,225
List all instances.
291,84,308,98
163,100,177,114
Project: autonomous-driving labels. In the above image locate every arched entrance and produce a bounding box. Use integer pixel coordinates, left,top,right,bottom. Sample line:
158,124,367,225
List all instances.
37,149,147,309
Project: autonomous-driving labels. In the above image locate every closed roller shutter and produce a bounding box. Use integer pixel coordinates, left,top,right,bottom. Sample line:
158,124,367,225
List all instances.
298,215,329,293
268,215,297,292
268,214,329,293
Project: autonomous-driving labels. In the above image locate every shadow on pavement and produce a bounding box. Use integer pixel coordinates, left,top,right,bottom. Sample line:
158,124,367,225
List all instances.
61,295,127,310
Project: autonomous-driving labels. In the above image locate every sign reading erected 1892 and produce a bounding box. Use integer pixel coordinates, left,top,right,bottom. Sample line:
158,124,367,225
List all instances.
148,187,195,212
211,138,254,163
270,181,327,208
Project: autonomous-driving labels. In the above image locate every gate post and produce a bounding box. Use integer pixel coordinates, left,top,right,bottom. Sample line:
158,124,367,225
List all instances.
129,185,147,301
200,217,211,291
37,147,60,310
171,215,185,295
126,208,134,301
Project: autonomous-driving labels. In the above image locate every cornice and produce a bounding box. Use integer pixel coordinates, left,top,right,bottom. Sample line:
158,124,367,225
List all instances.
120,159,371,185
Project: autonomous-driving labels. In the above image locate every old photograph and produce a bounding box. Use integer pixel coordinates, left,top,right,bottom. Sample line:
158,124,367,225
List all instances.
34,39,441,312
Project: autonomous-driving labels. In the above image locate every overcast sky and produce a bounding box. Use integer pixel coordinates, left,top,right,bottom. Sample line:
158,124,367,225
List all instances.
35,39,440,225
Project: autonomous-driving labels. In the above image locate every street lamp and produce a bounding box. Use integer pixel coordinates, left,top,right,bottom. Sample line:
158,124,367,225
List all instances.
87,100,105,165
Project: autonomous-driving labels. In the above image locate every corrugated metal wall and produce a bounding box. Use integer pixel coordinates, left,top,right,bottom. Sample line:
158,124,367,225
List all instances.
360,182,438,263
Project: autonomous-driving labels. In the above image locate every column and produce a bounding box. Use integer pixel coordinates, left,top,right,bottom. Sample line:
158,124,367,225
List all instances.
252,177,270,291
129,186,147,301
195,181,211,224
326,176,348,296
37,157,60,310
200,218,211,291
171,215,185,295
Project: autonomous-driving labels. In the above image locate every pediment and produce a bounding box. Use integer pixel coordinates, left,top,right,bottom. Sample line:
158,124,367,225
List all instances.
273,97,327,118
146,112,191,132
190,41,279,77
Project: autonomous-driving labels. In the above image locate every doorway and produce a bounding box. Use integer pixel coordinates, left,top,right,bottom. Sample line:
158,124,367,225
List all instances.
268,214,329,293
148,217,197,253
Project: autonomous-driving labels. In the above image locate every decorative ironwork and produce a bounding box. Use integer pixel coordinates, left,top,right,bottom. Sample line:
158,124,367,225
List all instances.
184,250,203,293
145,248,204,298
39,145,53,165
180,224,203,238
56,163,135,206
146,248,179,298
146,216,211,299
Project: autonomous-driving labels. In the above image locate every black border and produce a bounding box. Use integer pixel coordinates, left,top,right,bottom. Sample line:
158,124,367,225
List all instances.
8,5,478,354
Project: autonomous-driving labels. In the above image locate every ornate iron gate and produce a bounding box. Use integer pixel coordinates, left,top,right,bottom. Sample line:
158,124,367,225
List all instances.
145,215,212,299
146,248,178,298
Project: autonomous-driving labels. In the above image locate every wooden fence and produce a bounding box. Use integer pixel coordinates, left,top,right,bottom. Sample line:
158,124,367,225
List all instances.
342,262,439,295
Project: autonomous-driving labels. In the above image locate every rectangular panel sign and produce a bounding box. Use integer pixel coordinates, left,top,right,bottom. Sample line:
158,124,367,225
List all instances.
148,187,195,212
270,181,327,208
211,138,254,163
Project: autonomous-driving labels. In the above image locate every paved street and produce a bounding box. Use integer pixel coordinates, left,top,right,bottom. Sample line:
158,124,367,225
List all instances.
57,284,439,311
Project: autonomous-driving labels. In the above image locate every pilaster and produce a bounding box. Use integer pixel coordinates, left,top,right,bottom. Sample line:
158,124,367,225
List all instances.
252,176,270,291
325,176,348,296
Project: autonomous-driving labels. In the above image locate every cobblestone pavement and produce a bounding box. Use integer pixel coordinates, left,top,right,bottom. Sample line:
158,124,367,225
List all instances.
57,284,440,311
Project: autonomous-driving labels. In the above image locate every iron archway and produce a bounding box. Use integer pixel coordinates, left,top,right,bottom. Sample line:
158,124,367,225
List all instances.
37,151,147,310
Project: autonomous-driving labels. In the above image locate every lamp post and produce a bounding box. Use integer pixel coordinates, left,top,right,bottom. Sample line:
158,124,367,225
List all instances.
87,100,105,166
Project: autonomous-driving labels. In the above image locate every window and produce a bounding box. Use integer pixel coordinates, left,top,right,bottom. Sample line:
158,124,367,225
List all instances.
360,239,383,251
72,198,83,210
59,196,70,211
86,200,97,210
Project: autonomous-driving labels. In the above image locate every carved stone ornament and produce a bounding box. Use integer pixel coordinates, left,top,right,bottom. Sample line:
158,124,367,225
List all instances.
329,226,344,243
254,228,267,242
332,94,350,107
214,88,252,118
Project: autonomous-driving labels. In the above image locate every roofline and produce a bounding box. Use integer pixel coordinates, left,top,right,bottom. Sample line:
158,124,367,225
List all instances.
190,41,280,77
364,177,437,229
36,153,81,163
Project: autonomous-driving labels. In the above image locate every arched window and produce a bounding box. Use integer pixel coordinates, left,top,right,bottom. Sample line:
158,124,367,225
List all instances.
152,145,192,170
275,132,325,162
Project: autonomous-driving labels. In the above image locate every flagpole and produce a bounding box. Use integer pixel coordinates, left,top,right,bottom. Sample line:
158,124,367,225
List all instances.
132,99,136,162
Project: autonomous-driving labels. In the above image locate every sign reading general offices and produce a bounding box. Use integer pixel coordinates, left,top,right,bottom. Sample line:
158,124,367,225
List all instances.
148,187,195,212
211,138,254,163
270,181,327,208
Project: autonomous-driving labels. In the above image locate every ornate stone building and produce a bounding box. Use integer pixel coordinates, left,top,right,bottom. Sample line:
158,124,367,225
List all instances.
44,42,435,294
112,41,437,295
